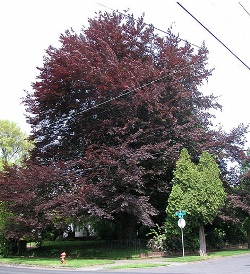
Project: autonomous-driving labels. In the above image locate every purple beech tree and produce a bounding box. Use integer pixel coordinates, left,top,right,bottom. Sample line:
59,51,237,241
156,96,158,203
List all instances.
12,10,248,239
225,150,250,248
0,160,101,240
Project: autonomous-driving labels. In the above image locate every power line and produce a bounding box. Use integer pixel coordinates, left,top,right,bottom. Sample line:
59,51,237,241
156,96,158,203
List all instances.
33,38,207,158
96,2,200,48
177,2,250,71
39,59,208,144
239,2,250,17
69,59,202,121
37,62,199,155
71,74,169,119
36,74,171,151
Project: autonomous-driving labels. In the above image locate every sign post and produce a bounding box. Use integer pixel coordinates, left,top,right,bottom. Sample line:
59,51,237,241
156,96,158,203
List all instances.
175,210,186,260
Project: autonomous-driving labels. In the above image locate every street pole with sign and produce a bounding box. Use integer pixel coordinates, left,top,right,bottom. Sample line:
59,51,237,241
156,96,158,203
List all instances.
175,210,186,259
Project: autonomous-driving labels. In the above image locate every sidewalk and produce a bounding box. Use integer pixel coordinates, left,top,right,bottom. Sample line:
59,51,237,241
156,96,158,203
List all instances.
78,257,183,271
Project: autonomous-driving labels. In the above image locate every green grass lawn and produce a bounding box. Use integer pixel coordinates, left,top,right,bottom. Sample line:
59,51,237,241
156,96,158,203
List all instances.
165,248,250,263
24,240,148,260
0,257,114,268
0,241,249,269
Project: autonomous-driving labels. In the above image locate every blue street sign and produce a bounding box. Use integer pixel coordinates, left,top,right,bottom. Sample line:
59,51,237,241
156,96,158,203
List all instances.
175,210,186,218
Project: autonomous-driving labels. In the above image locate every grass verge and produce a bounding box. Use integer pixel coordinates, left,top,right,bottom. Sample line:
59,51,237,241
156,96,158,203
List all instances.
0,257,114,268
109,263,170,269
165,249,250,263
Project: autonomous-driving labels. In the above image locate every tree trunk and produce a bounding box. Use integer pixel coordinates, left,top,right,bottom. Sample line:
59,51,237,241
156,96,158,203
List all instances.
199,223,207,256
244,218,250,249
115,213,137,240
247,228,250,249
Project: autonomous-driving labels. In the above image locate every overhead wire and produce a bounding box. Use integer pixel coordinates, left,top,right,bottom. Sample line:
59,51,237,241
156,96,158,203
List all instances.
239,2,250,17
177,2,250,70
70,74,170,119
46,74,170,150
35,73,178,155
96,2,200,48
61,61,203,130
42,61,209,159
38,62,189,161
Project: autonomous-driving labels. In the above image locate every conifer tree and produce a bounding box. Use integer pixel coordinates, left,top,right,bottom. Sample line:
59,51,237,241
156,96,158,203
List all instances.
166,148,226,255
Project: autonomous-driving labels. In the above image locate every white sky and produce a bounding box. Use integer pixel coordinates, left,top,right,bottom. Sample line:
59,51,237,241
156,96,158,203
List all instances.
0,0,249,147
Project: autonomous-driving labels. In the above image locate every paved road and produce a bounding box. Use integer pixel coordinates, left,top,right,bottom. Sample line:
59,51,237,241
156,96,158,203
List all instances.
0,253,249,274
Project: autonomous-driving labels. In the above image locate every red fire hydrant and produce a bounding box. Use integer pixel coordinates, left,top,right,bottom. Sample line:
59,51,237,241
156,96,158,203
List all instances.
60,252,66,264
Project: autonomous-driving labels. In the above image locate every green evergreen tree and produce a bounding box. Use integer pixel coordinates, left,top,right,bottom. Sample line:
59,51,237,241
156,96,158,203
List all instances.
166,148,226,256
